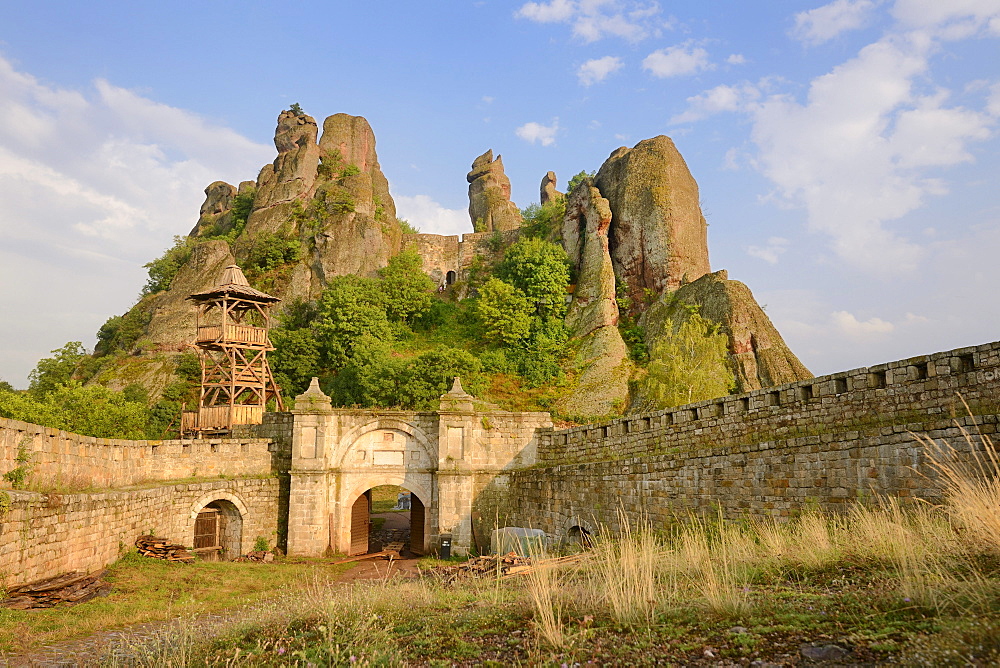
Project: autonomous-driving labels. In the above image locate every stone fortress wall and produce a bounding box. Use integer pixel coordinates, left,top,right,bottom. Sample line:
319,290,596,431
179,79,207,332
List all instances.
0,418,275,489
496,341,1000,540
406,229,521,288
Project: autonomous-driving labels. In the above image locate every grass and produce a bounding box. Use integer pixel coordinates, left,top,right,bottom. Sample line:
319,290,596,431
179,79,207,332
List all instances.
0,551,354,657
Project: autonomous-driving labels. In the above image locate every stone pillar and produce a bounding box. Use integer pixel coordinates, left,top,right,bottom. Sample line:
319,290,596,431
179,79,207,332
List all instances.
436,378,479,554
287,378,334,556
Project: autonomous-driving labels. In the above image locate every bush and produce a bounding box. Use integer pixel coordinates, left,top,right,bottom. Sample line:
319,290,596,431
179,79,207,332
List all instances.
143,236,193,295
244,233,302,273
496,237,570,321
520,200,566,240
95,303,153,357
0,381,149,439
567,170,595,193
475,278,533,346
314,276,394,367
378,248,434,324
28,342,86,397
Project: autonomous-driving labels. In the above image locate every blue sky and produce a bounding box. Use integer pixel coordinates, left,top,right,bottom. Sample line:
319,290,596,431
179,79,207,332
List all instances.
1,0,999,387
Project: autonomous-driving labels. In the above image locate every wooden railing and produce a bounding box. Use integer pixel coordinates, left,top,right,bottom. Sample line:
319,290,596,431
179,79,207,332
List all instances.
181,405,265,431
196,325,268,346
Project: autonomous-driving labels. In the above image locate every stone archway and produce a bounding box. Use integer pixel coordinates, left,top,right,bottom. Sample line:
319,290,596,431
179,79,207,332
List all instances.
346,484,429,556
189,492,248,559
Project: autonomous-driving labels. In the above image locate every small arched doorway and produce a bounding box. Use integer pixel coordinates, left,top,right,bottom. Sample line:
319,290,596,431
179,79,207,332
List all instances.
445,270,456,286
193,499,243,560
349,485,426,556
567,525,594,551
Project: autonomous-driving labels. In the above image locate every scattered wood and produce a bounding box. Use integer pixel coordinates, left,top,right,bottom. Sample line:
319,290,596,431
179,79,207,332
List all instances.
135,535,195,563
232,550,275,563
1,570,112,609
424,552,583,583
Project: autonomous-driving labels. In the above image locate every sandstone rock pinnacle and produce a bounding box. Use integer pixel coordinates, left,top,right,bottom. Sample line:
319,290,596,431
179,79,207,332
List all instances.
467,150,522,233
595,136,710,304
540,171,563,206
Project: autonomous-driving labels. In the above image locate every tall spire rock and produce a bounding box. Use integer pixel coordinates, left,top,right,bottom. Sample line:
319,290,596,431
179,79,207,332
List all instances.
595,136,710,304
540,171,562,206
247,110,321,235
467,150,522,233
558,179,632,419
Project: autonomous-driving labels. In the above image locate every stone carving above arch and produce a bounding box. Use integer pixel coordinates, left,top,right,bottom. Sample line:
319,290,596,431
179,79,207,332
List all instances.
337,418,436,470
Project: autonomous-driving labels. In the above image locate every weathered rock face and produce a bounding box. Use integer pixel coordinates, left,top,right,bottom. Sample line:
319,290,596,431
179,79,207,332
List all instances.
540,171,562,206
558,180,632,419
247,111,321,236
640,270,811,394
189,181,236,236
310,113,401,283
563,180,618,337
467,150,522,233
595,136,710,305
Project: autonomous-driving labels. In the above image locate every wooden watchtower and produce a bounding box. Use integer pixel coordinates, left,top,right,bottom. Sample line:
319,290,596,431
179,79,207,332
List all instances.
181,265,284,436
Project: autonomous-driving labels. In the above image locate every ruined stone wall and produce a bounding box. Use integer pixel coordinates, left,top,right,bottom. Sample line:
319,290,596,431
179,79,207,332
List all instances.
0,478,280,588
501,342,1000,539
0,418,274,489
405,229,522,291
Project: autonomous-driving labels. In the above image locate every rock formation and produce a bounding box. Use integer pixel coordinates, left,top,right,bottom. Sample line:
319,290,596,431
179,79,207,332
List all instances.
640,270,811,394
188,181,237,237
540,171,562,206
247,110,321,236
467,150,522,233
594,136,710,304
557,180,632,419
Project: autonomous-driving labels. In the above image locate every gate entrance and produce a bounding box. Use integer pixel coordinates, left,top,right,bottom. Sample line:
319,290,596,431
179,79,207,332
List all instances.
348,485,427,556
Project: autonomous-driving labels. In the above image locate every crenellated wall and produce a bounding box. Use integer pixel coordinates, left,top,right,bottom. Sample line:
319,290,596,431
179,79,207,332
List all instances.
497,342,1000,540
406,229,522,289
0,418,276,490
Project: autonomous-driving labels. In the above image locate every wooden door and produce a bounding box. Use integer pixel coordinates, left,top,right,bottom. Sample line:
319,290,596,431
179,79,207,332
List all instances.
349,491,371,556
410,495,425,555
194,509,219,549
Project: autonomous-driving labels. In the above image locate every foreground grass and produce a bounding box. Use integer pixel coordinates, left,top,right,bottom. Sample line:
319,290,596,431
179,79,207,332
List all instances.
0,552,353,656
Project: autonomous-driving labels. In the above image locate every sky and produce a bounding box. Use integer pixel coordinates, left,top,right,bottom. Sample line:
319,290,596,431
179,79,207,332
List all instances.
1,0,999,388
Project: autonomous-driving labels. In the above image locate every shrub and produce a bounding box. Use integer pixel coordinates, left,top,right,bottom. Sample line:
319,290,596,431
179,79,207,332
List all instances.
475,278,533,346
496,237,570,321
28,342,86,397
143,236,193,295
520,199,566,240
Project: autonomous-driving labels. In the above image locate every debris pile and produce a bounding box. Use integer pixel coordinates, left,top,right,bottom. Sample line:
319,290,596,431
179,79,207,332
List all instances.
135,535,195,562
233,550,275,563
1,571,112,609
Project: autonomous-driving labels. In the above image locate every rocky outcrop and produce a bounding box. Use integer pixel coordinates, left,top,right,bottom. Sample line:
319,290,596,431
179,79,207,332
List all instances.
640,270,811,394
188,181,237,237
595,136,710,305
540,171,562,205
310,113,401,282
467,150,522,233
557,180,632,420
246,110,321,236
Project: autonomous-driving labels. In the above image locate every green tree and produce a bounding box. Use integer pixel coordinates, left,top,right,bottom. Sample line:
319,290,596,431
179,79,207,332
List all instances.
0,379,14,392
496,237,570,320
641,311,735,408
378,247,434,324
567,170,595,194
0,381,149,439
314,275,394,367
271,328,322,397
520,199,566,240
475,278,533,346
143,236,193,295
397,347,483,409
28,342,86,397
326,335,400,407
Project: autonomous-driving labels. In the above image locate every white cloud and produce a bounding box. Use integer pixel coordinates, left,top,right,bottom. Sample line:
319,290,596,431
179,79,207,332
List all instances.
745,29,996,273
791,0,878,45
642,42,713,78
577,56,624,85
515,0,663,42
726,53,747,65
0,55,272,385
516,0,575,22
670,83,759,123
746,236,790,264
832,310,895,338
892,0,1000,37
515,118,561,146
394,194,469,236
987,82,1000,116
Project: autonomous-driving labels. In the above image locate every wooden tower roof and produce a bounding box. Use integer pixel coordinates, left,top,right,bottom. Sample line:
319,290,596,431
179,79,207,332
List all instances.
186,265,280,304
